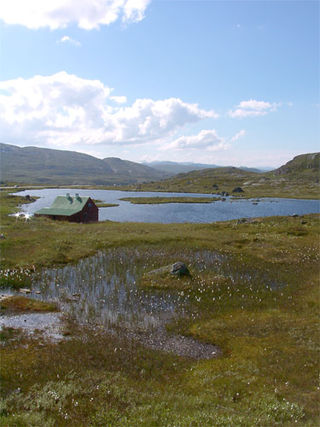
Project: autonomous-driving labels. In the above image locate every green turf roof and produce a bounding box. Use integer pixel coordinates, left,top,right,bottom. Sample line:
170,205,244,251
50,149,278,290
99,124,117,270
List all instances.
35,195,90,217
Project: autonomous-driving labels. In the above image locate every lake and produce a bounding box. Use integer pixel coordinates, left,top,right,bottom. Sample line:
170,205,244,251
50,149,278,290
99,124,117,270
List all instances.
16,188,320,223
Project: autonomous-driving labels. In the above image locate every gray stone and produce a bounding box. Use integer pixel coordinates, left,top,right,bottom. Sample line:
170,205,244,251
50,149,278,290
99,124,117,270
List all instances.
170,262,190,277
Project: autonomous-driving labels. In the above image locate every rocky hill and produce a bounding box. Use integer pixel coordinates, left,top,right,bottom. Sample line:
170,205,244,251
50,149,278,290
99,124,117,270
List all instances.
271,153,319,181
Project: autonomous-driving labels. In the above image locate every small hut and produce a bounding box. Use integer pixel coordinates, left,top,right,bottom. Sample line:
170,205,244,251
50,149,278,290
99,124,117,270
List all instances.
34,194,98,223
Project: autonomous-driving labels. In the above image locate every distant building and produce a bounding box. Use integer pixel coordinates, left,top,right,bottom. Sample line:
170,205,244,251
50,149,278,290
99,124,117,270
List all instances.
34,194,98,223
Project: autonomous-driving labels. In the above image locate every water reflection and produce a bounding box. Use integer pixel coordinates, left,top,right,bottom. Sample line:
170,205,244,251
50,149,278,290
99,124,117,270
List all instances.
32,249,189,330
27,248,284,332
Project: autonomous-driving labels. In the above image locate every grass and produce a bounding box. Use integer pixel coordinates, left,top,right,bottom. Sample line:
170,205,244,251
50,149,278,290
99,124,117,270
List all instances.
120,196,220,204
0,296,58,313
0,190,319,425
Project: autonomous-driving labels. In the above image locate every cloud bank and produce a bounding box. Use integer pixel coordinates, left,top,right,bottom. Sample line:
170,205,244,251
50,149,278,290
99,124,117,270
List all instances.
0,0,151,30
0,72,218,148
229,99,279,118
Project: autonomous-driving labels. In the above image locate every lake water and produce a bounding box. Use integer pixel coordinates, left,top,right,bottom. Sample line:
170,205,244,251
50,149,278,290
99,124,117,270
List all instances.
16,188,320,223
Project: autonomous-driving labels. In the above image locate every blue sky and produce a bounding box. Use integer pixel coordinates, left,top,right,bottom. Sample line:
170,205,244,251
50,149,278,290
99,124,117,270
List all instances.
0,0,318,167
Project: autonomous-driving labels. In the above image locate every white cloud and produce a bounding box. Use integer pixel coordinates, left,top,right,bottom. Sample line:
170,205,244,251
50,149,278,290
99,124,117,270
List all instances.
161,128,245,152
162,130,226,151
58,35,81,47
110,95,127,104
229,99,279,118
0,0,151,30
0,72,217,148
230,129,246,142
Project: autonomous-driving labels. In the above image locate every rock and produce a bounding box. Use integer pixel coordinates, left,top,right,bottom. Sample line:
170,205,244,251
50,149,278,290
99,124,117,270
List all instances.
170,262,190,277
237,218,248,224
212,184,219,190
232,187,244,193
145,262,191,279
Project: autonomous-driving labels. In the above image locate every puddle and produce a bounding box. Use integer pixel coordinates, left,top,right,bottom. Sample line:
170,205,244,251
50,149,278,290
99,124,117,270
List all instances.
1,248,284,358
0,312,64,341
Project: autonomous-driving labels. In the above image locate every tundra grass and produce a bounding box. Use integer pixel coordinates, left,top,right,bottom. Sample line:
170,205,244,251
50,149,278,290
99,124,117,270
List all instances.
120,196,220,204
119,171,320,199
0,190,319,425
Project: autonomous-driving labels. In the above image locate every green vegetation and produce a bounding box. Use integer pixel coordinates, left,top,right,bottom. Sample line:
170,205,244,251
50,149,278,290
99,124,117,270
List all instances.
120,196,220,204
0,296,58,313
0,190,319,425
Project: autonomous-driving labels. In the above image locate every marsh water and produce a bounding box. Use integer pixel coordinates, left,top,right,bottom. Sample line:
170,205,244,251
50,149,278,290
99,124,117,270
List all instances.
1,248,286,357
16,188,320,223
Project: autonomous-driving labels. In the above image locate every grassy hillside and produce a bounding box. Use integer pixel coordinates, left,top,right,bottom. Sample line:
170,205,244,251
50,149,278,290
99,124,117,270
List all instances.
103,157,167,180
271,152,320,180
0,143,165,185
128,156,320,199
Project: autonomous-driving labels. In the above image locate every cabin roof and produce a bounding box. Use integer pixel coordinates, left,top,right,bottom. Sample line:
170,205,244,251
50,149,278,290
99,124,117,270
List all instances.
35,195,91,217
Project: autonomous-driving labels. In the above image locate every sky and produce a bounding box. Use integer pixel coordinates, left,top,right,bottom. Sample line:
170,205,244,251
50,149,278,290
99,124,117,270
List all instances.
0,0,319,168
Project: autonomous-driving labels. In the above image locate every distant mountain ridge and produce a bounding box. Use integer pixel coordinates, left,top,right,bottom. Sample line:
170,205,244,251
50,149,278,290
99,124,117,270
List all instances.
0,143,166,185
143,161,267,175
132,152,320,198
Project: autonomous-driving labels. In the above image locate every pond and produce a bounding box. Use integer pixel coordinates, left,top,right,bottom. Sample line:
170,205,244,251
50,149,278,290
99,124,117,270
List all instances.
1,248,285,358
16,188,320,223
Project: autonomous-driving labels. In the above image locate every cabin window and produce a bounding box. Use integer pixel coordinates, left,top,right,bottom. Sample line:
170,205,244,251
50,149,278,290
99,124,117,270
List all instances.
88,202,92,207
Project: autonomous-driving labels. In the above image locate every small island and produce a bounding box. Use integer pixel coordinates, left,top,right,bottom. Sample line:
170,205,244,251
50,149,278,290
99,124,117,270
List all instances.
120,196,220,204
93,199,119,208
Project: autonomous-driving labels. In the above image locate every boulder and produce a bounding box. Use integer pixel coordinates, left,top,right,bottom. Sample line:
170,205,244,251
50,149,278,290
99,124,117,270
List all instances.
170,262,190,277
232,187,244,193
146,262,190,278
141,261,191,289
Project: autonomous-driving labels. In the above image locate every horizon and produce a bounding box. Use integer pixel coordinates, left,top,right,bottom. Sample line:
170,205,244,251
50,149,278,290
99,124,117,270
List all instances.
0,1,319,168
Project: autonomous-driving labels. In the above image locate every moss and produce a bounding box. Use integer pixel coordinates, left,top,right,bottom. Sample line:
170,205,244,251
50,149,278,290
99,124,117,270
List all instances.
0,296,58,313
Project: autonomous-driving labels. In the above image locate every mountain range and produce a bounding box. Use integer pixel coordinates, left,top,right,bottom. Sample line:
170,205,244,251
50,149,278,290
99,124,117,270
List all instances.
143,161,270,175
0,143,318,187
